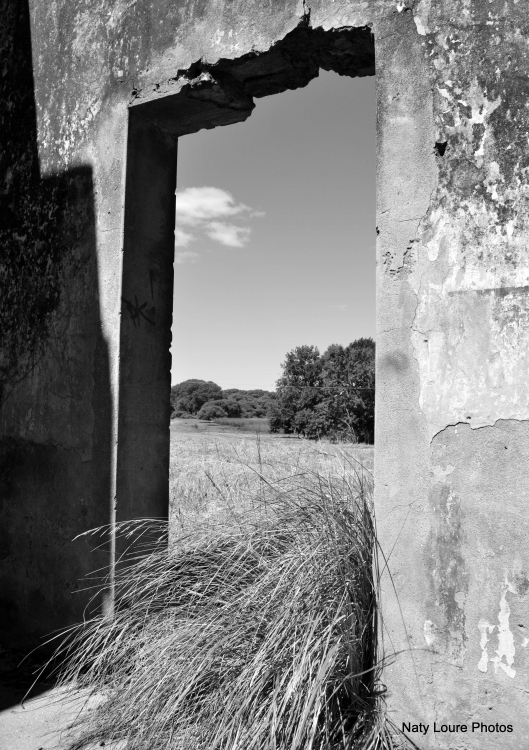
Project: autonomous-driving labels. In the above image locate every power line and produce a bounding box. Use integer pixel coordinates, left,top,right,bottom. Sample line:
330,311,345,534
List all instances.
276,385,374,391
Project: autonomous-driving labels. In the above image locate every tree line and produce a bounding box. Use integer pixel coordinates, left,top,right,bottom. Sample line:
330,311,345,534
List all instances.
171,338,375,443
170,380,276,421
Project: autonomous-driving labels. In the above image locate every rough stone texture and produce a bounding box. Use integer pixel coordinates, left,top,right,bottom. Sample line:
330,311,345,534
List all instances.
1,0,529,743
376,1,529,747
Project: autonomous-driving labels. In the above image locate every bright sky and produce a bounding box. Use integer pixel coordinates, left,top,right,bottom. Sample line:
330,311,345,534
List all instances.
171,69,375,391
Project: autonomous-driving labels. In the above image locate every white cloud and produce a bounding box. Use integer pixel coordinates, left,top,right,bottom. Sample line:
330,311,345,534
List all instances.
174,227,195,248
173,186,263,256
175,250,199,264
205,221,251,248
329,303,348,312
174,187,251,226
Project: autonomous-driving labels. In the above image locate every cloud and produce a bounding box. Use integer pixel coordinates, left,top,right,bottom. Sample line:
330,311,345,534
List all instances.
205,221,251,248
174,227,195,248
173,187,264,256
174,187,251,226
329,303,348,312
175,250,199,264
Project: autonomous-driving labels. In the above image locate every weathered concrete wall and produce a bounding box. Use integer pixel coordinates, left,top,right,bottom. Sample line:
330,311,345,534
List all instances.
116,112,177,527
1,0,529,743
376,1,529,746
0,0,375,648
0,0,112,644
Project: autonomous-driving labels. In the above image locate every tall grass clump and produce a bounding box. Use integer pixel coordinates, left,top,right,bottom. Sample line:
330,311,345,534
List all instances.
49,439,396,750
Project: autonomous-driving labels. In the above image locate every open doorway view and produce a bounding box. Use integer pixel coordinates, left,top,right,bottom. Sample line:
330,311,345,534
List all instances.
160,70,379,747
58,30,386,750
170,69,375,446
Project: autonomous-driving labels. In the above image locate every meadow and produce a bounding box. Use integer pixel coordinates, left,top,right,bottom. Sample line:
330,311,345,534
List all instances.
46,423,413,750
169,416,272,436
168,418,374,535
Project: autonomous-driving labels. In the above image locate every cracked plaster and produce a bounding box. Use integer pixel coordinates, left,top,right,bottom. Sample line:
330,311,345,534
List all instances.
400,3,529,439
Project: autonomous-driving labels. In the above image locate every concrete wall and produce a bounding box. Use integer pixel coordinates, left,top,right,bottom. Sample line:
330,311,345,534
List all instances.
376,3,529,747
1,0,529,743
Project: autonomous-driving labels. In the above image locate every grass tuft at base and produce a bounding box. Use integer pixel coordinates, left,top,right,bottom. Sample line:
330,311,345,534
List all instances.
47,439,411,750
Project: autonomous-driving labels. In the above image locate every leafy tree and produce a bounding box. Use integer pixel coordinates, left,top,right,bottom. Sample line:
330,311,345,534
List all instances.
222,389,275,417
222,399,243,418
170,380,222,417
171,396,195,418
320,339,375,443
197,402,228,421
205,399,242,418
269,340,375,443
234,399,256,416
170,381,276,420
269,346,323,435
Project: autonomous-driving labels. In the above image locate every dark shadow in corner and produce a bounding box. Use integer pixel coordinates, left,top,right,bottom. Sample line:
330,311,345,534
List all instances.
0,0,111,708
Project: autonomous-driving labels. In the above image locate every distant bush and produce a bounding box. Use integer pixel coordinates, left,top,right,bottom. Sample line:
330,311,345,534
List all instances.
170,380,223,417
221,400,243,418
222,389,276,417
197,402,228,421
171,381,275,420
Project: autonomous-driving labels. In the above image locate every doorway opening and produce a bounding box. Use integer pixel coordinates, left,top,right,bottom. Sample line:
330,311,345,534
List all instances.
117,21,376,520
103,23,383,750
171,66,375,445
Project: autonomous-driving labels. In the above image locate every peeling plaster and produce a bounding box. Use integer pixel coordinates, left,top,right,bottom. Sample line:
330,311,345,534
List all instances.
374,3,529,739
477,618,495,672
431,463,454,482
424,619,437,647
477,575,520,678
490,585,516,678
412,0,431,35
406,13,529,440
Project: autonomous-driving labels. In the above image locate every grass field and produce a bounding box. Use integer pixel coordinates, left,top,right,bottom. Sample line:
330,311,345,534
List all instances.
213,416,272,432
170,416,272,436
169,420,374,537
46,427,411,750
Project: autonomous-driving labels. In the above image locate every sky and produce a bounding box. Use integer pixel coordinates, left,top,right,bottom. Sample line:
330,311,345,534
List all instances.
171,69,376,391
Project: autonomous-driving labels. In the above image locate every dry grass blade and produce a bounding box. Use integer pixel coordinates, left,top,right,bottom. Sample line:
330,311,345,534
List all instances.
45,438,415,750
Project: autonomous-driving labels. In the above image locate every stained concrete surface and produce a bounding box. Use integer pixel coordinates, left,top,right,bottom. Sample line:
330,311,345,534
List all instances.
0,643,70,750
0,690,127,750
0,643,117,750
0,673,123,750
0,687,89,750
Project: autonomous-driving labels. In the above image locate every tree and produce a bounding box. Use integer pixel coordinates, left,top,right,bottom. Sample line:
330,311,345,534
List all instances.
170,380,222,417
222,399,243,418
197,402,228,421
320,339,375,443
222,389,276,417
269,340,375,443
269,346,323,435
170,382,276,420
205,398,242,418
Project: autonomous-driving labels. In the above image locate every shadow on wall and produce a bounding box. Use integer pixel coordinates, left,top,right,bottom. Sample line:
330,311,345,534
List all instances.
0,0,111,679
